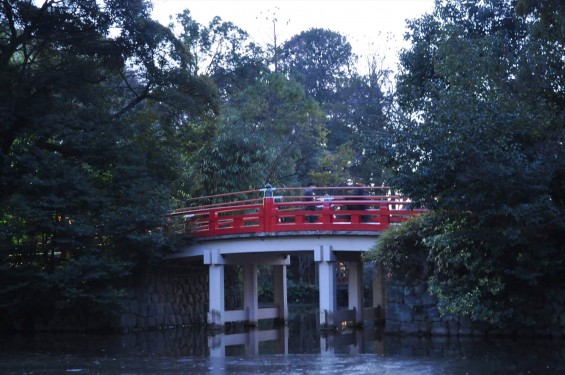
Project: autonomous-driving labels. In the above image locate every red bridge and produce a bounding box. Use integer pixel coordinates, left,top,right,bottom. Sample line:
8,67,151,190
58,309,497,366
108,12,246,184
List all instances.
166,186,424,332
168,186,422,238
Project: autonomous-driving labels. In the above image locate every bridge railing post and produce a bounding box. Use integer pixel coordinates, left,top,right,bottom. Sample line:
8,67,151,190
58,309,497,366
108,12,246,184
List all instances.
321,200,333,225
263,195,274,232
380,202,390,230
208,209,218,235
260,184,277,233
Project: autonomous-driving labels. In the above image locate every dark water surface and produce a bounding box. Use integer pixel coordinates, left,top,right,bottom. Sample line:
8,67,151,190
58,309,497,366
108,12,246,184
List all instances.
1,309,564,374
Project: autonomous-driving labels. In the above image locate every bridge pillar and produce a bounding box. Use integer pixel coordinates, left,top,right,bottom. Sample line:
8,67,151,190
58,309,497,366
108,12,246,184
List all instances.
348,260,364,326
315,245,337,329
273,264,288,324
204,249,225,328
243,264,259,326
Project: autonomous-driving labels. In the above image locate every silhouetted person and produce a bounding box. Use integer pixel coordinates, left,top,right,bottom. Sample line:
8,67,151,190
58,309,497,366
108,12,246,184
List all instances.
264,183,273,198
304,182,318,223
348,182,370,222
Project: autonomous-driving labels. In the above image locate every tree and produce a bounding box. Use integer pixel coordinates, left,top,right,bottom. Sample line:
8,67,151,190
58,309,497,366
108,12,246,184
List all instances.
280,28,354,151
370,0,565,326
280,28,392,184
344,70,392,185
172,10,268,99
0,0,218,329
191,72,326,195
281,28,354,103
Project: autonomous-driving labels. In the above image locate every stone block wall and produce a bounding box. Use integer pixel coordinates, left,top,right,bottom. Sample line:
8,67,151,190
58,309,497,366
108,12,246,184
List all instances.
383,278,565,337
115,265,208,331
114,263,241,332
384,279,468,336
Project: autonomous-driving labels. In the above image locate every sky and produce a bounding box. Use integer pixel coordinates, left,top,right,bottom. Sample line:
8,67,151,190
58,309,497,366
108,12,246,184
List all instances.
151,0,435,73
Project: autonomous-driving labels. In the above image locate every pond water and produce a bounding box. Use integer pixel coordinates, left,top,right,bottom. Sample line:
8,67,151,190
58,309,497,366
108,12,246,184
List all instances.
1,307,564,374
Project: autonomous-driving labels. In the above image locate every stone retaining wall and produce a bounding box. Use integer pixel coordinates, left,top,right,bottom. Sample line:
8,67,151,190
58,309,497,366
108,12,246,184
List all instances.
384,279,467,336
113,264,241,332
384,277,565,337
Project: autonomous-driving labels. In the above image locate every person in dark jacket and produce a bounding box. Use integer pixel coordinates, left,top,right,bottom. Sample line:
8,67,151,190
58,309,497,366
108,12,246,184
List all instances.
304,182,318,223
348,181,370,222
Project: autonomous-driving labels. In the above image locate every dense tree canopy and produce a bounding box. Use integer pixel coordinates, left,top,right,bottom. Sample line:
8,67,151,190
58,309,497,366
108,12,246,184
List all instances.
279,28,391,184
192,72,325,194
280,28,354,103
172,10,267,99
368,0,564,326
0,0,218,329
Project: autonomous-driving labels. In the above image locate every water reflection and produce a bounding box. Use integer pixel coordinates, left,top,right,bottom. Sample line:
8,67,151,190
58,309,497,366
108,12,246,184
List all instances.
0,307,564,374
209,325,383,357
210,327,288,357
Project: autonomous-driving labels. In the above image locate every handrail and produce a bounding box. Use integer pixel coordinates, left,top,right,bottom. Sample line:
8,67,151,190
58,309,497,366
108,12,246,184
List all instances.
166,186,424,237
183,189,261,203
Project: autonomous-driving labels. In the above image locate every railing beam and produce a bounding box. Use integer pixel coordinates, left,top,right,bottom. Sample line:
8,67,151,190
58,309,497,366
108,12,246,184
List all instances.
167,187,424,238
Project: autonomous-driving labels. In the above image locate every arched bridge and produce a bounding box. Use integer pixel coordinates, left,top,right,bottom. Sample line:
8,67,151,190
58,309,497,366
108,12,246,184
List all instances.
166,186,423,330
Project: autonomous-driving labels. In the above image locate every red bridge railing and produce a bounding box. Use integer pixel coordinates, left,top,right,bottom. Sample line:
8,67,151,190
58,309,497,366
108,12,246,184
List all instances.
167,186,425,238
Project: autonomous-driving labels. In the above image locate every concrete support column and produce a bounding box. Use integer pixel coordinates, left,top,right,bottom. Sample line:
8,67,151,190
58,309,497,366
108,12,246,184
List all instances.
348,260,364,326
243,264,258,326
204,249,225,328
208,263,225,327
315,245,336,329
273,264,288,324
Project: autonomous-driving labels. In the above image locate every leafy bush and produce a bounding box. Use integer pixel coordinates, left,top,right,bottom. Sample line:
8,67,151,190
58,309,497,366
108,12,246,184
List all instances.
365,212,436,282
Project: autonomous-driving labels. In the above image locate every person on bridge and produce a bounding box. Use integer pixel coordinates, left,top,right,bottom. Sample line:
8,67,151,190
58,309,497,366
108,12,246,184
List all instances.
347,181,371,223
304,182,318,223
264,183,274,198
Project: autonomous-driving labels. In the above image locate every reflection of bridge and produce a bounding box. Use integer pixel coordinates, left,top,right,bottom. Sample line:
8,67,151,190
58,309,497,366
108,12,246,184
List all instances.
167,186,423,330
208,325,383,357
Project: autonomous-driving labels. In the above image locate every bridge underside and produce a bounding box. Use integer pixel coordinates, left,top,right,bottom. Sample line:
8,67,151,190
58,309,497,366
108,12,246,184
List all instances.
167,232,385,330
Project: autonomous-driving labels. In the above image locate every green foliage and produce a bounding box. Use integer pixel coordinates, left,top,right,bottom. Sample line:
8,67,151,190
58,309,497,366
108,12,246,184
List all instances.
191,72,326,193
365,212,436,282
370,0,565,327
308,143,354,187
0,0,219,329
47,254,130,313
280,28,392,184
172,10,268,98
178,22,394,196
281,28,354,103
